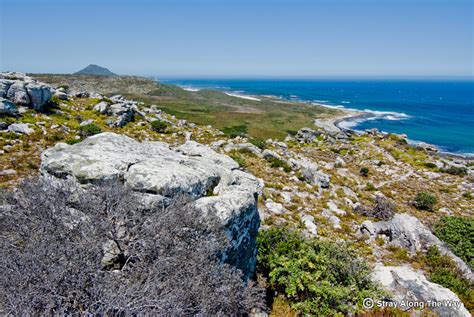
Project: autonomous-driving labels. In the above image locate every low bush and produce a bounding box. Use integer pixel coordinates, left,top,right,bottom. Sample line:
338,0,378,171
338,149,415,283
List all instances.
440,166,468,176
433,216,473,268
422,246,474,311
249,138,267,150
0,178,265,315
221,124,248,138
266,157,291,172
150,120,170,133
423,162,437,169
355,196,396,220
79,123,102,137
360,167,369,177
257,227,382,316
413,192,437,211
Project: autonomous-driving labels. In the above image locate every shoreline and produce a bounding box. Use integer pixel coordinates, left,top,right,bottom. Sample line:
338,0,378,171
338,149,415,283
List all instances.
320,107,474,160
172,83,473,159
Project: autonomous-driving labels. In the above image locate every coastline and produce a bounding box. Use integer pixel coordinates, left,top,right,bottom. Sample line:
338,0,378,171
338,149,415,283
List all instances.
169,83,473,159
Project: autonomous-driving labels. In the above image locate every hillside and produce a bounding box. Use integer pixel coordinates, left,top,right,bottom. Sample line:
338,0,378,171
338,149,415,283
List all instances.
74,64,117,76
1,72,473,316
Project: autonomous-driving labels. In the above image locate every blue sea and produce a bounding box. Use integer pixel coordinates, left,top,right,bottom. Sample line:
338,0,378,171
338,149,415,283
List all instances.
163,79,474,155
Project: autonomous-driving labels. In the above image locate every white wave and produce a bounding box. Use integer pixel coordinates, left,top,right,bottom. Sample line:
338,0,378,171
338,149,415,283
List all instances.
182,87,200,92
362,109,411,119
225,92,261,101
341,101,351,104
313,100,329,103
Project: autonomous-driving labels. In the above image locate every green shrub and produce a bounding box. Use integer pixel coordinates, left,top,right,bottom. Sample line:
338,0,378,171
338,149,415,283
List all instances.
413,192,437,211
58,84,69,90
249,138,267,150
150,120,170,133
365,183,377,191
257,228,382,316
423,246,474,311
360,167,369,177
440,166,468,176
423,162,437,169
433,217,473,268
230,154,246,168
266,157,291,172
79,123,102,137
221,124,248,138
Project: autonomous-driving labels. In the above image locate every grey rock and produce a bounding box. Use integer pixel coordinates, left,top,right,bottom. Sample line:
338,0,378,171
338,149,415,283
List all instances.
262,149,281,160
54,90,68,100
0,79,13,97
6,81,30,105
295,127,320,143
265,200,285,214
0,98,18,116
93,101,110,114
79,119,94,126
8,123,34,135
223,143,262,157
362,213,473,281
372,264,470,317
25,83,53,111
40,133,260,277
0,121,8,130
289,158,330,188
301,214,317,236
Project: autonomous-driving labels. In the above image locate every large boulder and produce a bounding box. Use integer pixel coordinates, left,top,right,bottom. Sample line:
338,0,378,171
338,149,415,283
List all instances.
295,127,320,143
6,81,30,105
25,83,53,111
289,157,330,188
1,72,55,111
0,98,18,116
371,264,470,317
360,213,473,282
40,133,261,278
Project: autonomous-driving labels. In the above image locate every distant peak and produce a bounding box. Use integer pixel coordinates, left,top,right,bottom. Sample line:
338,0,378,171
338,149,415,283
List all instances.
74,64,117,76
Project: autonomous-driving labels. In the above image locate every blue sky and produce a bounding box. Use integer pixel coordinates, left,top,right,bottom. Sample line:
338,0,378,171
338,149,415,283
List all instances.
1,0,472,77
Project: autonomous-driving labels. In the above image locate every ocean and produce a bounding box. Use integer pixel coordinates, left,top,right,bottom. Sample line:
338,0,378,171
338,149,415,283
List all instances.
162,79,474,155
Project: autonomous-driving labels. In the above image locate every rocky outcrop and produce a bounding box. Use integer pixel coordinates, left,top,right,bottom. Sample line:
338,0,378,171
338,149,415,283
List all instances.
40,132,261,277
0,98,18,116
288,157,330,189
1,72,54,111
360,213,473,281
295,127,320,143
372,264,470,317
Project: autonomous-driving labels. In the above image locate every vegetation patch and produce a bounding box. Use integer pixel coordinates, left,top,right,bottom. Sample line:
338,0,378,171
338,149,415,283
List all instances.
257,227,382,316
413,192,437,211
433,216,473,268
221,124,248,138
150,119,170,133
79,123,102,137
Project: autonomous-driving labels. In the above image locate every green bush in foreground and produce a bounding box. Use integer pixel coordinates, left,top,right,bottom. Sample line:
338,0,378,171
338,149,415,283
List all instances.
413,192,437,211
79,123,102,137
150,120,170,133
433,216,473,268
257,228,382,315
423,246,474,311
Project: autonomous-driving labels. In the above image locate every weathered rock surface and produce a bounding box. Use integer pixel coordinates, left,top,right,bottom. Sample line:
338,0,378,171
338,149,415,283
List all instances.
372,264,470,317
289,157,330,188
295,127,320,143
7,123,34,135
1,72,54,111
0,98,18,116
40,132,261,277
361,213,473,281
